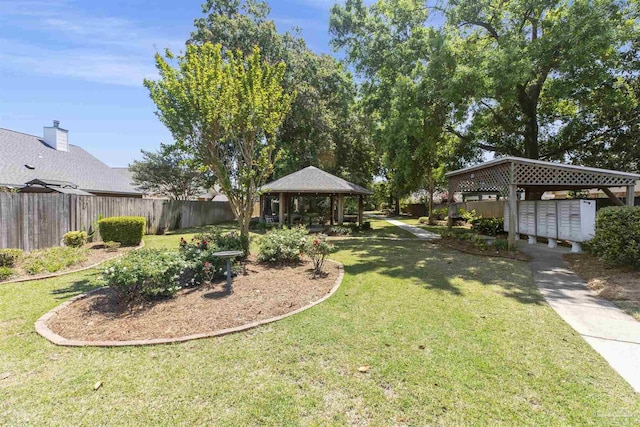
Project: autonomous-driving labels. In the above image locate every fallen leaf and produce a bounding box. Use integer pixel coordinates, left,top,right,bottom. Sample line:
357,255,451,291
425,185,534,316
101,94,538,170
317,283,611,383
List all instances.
0,372,11,380
94,381,102,391
358,365,370,373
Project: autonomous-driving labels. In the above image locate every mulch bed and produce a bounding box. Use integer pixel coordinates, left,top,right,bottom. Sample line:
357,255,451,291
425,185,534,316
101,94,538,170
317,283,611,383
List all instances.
2,243,136,284
47,257,340,341
564,253,640,321
439,238,530,261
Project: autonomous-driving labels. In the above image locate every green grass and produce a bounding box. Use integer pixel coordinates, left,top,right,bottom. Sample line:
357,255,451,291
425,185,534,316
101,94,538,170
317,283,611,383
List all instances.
1,225,639,425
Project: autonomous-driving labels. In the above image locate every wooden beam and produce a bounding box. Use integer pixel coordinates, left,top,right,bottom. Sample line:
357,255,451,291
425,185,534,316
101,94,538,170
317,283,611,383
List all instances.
337,194,344,225
358,195,364,225
330,195,334,226
508,162,518,250
279,193,285,227
259,195,265,222
600,187,625,206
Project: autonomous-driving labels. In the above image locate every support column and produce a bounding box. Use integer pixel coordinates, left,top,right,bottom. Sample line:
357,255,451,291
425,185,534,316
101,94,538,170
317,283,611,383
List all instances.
447,184,453,231
508,183,518,251
330,195,335,226
259,195,265,222
358,195,364,225
338,194,344,225
627,185,636,206
279,193,285,227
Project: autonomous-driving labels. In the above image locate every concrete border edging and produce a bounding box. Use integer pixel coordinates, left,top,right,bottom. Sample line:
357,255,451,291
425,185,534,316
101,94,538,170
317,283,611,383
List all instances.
35,259,345,347
1,241,145,285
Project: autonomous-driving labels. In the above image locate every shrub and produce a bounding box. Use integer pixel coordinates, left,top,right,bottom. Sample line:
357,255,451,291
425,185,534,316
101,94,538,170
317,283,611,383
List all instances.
258,226,308,263
493,238,509,251
104,241,121,252
98,216,145,246
0,249,23,267
22,247,88,274
194,228,245,254
470,217,504,236
101,249,185,302
63,231,88,248
307,234,337,278
328,226,351,236
0,266,13,280
430,207,449,221
590,206,640,268
361,221,371,231
179,236,234,286
458,208,480,223
418,216,429,224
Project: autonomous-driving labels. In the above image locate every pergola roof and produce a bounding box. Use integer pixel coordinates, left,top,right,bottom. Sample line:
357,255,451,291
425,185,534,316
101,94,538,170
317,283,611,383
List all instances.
260,166,373,195
446,156,640,196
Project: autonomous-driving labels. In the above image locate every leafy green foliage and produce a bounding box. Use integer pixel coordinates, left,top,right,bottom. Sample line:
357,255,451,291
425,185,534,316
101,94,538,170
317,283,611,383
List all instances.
21,247,88,275
104,241,121,252
590,207,640,268
493,239,509,252
0,249,23,267
471,218,505,236
130,143,217,200
257,226,308,263
307,234,336,278
63,231,87,248
418,217,429,224
178,230,245,286
101,249,185,302
328,226,351,236
145,42,293,253
98,216,145,246
0,266,13,280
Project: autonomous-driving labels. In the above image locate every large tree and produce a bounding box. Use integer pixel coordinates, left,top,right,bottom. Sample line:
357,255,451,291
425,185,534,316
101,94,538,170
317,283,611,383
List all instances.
191,0,376,185
441,0,636,166
130,143,216,200
144,43,293,252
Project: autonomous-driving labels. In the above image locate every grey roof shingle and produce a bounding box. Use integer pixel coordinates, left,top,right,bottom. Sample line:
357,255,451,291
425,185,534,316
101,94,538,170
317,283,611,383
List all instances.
260,166,372,195
0,128,142,195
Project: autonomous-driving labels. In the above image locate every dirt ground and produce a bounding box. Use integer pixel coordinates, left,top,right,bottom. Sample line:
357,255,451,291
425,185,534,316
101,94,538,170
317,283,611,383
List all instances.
565,253,640,321
48,258,340,341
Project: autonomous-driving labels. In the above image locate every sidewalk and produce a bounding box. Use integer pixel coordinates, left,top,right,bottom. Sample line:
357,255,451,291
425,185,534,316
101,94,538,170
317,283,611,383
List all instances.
373,216,441,241
519,242,640,392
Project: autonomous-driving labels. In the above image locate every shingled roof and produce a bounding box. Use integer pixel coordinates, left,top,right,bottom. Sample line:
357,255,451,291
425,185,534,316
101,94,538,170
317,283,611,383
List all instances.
0,128,142,196
260,166,372,195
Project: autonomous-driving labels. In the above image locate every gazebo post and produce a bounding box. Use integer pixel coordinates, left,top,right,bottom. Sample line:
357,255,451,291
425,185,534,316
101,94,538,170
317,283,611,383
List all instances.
627,185,636,206
279,193,285,227
330,195,335,226
259,195,265,223
508,163,518,250
338,194,344,225
358,195,364,226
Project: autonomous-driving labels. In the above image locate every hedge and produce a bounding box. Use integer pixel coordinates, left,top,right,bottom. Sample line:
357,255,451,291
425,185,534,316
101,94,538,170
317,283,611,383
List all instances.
590,206,640,268
98,216,146,246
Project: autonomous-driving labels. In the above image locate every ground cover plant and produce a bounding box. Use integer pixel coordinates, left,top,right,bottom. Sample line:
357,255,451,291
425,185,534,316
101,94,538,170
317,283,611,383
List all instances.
20,247,89,275
1,223,639,425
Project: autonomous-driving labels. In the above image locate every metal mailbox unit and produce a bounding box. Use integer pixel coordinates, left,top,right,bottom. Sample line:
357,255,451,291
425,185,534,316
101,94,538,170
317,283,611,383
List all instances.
504,200,596,252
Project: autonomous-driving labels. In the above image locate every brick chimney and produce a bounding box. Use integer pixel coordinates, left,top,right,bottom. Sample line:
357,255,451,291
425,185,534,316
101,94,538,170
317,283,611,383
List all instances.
43,120,68,152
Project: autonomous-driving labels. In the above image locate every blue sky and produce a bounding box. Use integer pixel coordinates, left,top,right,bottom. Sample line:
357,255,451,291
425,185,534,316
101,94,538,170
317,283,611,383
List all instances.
0,0,346,166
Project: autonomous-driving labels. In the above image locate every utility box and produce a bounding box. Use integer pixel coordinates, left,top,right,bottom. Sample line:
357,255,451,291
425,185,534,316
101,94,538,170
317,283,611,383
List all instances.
536,201,558,240
557,199,596,243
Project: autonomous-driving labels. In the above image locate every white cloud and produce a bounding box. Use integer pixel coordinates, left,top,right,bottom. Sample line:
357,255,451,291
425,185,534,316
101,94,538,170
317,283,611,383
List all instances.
0,0,184,87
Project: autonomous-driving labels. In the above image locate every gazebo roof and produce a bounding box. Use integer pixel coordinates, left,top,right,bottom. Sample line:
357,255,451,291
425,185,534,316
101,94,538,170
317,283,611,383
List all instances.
446,156,640,195
260,166,373,195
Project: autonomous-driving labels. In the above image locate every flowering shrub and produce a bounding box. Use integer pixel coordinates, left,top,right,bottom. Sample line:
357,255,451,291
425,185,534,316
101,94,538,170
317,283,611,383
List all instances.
179,236,237,286
258,226,308,263
100,249,186,302
307,234,336,278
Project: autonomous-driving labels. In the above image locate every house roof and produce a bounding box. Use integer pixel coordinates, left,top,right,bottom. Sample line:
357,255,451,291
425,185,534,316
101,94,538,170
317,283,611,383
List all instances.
260,166,373,195
0,128,142,196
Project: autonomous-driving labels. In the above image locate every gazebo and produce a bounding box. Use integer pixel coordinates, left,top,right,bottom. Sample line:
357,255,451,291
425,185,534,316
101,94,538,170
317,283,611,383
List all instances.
446,156,640,249
259,166,373,227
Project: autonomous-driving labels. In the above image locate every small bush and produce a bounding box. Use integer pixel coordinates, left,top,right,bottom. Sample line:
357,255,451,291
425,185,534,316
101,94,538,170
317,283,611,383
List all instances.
63,231,88,248
458,208,479,222
590,206,640,268
430,207,449,221
0,266,13,280
328,226,351,236
22,247,88,274
418,216,429,224
361,221,371,231
98,216,145,246
307,234,337,277
493,238,509,251
179,236,235,286
104,241,121,252
470,217,504,236
101,249,185,302
258,226,308,263
0,249,23,267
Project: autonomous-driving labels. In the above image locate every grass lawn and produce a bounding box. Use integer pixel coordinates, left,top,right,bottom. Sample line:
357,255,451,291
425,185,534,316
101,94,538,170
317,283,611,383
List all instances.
1,223,639,425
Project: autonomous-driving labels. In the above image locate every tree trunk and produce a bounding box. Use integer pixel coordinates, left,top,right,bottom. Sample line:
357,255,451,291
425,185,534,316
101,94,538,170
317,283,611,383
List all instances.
394,196,400,216
428,169,434,216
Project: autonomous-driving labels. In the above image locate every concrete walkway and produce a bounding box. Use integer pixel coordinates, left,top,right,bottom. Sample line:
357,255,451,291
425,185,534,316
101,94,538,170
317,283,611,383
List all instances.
519,242,640,392
372,216,441,241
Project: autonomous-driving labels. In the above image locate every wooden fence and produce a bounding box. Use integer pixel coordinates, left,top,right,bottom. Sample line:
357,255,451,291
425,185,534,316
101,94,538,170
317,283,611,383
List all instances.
0,193,235,251
448,200,506,219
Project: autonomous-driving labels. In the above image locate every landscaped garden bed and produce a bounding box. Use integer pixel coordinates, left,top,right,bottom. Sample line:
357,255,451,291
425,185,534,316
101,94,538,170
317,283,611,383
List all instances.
0,243,135,283
45,256,340,342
